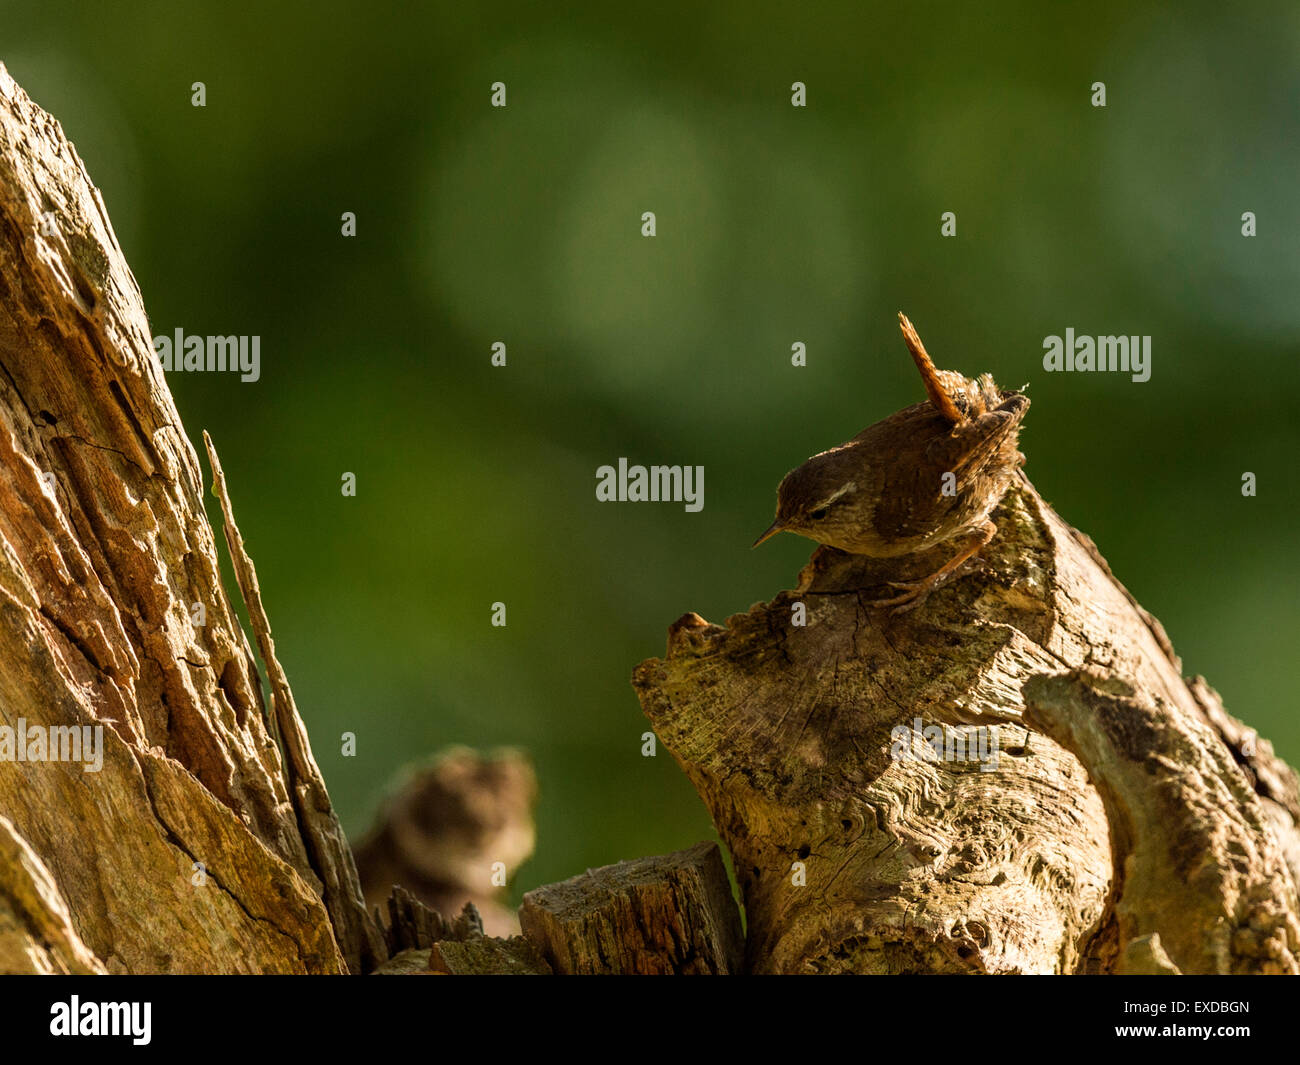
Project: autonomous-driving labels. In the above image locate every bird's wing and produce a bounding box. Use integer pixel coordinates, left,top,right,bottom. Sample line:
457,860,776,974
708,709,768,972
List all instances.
922,393,1029,487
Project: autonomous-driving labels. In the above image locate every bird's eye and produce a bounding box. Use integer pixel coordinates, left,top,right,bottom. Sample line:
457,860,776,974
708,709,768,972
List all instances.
809,507,829,521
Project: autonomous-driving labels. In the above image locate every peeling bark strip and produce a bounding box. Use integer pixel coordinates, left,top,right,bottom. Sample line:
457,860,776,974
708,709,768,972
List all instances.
633,478,1300,974
205,433,383,972
0,64,375,972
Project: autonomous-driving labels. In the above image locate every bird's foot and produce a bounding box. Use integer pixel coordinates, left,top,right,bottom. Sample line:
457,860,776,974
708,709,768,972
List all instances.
870,554,990,615
869,577,940,614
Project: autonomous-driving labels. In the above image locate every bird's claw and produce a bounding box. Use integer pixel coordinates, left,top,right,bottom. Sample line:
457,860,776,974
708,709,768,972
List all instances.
869,579,936,614
869,547,993,615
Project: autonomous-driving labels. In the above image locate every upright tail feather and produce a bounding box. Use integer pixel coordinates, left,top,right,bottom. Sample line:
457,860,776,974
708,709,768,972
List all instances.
898,312,965,425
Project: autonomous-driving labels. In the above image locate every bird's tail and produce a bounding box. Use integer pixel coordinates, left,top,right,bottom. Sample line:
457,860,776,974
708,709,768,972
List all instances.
898,312,964,424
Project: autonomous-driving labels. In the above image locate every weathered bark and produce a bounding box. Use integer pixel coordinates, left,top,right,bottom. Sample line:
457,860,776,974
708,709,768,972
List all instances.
428,935,552,974
372,889,551,974
381,842,744,975
519,841,745,974
0,814,105,974
0,63,379,973
633,477,1300,974
381,888,484,955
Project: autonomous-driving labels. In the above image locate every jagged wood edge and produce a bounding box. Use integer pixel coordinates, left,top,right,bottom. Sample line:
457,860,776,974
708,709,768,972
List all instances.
204,431,384,973
0,62,348,974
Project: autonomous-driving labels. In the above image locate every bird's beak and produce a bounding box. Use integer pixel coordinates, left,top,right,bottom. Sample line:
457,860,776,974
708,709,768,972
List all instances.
751,520,784,548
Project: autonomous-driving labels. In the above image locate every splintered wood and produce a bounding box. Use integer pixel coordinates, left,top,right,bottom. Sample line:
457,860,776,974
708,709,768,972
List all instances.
0,62,377,974
519,841,744,974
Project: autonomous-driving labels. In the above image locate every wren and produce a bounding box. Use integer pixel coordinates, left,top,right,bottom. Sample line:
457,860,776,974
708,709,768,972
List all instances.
753,313,1029,609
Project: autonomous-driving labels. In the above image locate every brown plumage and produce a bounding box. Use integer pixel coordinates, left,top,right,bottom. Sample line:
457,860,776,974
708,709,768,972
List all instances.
754,313,1028,608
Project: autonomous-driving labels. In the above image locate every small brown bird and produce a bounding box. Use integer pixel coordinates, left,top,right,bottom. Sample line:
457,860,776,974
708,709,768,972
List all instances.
753,314,1029,609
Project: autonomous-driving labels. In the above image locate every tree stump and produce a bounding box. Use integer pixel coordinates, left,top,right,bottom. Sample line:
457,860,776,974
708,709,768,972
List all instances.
519,841,744,974
633,478,1300,974
0,62,380,974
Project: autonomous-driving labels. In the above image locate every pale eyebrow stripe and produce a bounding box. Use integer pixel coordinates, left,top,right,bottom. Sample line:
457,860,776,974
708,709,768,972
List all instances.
817,481,858,509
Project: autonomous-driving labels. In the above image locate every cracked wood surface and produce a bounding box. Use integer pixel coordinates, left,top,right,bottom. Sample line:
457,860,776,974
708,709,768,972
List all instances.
633,475,1300,974
390,842,745,975
0,813,105,974
519,841,744,974
0,64,377,972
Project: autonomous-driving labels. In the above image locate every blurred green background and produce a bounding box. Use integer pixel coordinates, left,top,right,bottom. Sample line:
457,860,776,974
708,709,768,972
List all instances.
4,1,1297,901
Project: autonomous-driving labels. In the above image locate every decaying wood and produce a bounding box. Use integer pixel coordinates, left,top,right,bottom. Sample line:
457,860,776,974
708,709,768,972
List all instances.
204,432,382,972
374,843,741,975
0,814,104,974
356,746,536,938
519,841,744,974
1023,669,1298,974
372,889,552,975
0,63,379,973
372,948,436,975
382,887,483,955
633,477,1300,974
377,890,554,975
428,935,552,975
